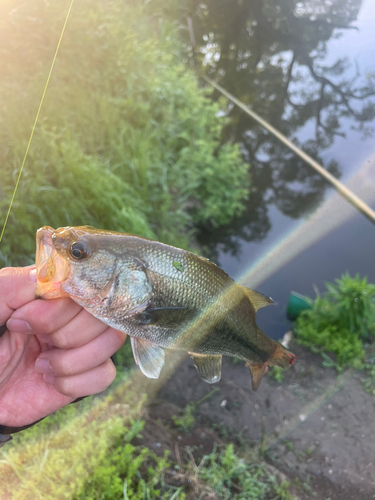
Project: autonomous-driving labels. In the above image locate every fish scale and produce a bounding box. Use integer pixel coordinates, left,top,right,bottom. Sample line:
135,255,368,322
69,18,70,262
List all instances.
35,225,296,390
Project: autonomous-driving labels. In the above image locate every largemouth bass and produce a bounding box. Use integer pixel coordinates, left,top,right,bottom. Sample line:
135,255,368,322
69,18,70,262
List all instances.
35,226,296,390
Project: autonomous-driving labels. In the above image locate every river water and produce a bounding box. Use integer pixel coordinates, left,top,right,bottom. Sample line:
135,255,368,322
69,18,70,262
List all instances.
194,0,375,339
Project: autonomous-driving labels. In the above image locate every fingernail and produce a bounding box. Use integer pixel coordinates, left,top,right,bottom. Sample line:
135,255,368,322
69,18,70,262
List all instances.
43,374,55,385
6,318,32,332
30,269,37,283
35,358,53,374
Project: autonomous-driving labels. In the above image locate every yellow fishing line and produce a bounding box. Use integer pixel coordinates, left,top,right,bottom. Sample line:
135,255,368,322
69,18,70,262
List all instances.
0,0,75,245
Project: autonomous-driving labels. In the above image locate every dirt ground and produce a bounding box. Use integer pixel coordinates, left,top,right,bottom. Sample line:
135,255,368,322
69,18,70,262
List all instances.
138,343,375,500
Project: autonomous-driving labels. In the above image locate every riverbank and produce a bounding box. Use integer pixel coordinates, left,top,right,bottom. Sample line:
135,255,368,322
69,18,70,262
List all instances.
147,342,375,499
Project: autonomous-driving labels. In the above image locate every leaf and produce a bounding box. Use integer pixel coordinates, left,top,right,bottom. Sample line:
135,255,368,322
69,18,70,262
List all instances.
172,261,184,272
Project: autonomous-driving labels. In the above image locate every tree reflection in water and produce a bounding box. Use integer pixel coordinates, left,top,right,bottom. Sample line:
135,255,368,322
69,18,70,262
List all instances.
181,0,375,259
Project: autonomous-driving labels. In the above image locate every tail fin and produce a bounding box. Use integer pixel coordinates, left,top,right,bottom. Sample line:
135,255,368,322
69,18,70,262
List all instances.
269,342,297,368
246,343,297,391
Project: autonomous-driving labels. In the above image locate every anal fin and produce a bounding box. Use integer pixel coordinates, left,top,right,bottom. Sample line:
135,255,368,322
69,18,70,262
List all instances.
189,353,222,384
246,362,268,391
131,337,165,379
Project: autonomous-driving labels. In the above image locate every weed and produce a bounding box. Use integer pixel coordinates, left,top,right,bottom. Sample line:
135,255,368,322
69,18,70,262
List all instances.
325,274,375,340
194,444,298,499
112,341,136,370
273,481,298,500
362,363,375,396
75,430,172,500
268,366,285,382
295,274,375,370
172,388,219,432
283,440,294,453
172,403,196,432
293,476,316,496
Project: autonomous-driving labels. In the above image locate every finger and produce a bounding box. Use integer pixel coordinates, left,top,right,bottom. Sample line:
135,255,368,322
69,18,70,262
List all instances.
35,328,126,376
44,359,117,398
36,308,110,349
7,297,82,335
0,267,37,324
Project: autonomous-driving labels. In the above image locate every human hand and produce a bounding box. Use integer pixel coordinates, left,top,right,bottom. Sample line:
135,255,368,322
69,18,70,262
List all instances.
0,266,126,428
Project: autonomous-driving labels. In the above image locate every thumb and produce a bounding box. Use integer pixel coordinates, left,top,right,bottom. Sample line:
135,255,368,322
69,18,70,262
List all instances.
0,267,37,325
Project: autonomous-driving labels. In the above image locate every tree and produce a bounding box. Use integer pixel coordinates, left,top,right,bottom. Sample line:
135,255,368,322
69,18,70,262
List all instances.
179,0,375,257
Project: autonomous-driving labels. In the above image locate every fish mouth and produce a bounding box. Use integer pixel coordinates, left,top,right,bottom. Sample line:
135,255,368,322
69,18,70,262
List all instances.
35,226,71,299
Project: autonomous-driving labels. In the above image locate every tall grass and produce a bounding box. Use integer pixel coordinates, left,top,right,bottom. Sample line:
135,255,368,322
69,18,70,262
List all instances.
0,0,249,266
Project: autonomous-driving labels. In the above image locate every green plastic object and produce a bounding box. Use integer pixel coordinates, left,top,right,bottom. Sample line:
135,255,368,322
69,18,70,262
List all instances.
286,291,313,320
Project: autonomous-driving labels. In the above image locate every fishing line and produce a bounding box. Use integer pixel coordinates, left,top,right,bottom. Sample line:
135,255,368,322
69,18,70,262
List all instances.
0,0,75,245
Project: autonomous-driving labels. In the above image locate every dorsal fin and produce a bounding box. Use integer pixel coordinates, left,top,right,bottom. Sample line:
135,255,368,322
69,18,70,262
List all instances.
242,287,275,311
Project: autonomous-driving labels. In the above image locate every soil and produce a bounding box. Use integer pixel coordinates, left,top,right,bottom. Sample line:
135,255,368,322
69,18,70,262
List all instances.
137,343,375,500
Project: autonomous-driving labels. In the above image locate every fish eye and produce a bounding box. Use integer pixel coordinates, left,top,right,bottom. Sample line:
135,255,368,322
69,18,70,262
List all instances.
69,242,88,261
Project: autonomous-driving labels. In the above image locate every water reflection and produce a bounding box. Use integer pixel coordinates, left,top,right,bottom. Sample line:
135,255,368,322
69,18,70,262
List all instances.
183,0,375,259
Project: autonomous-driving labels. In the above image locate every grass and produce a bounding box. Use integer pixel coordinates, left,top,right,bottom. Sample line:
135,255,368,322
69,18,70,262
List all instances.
362,362,375,396
0,369,302,500
0,380,145,499
172,403,196,433
0,0,250,267
190,444,297,500
74,434,301,500
268,365,285,382
0,363,171,500
74,420,172,500
295,274,375,371
172,388,219,432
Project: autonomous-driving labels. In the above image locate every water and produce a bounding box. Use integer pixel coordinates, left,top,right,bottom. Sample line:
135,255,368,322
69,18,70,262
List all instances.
194,0,375,339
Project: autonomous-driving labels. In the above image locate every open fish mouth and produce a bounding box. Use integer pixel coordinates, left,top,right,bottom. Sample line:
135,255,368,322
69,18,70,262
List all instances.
35,226,70,299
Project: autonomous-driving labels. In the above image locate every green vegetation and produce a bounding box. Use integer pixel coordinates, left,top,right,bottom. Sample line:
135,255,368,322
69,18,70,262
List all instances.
268,365,285,382
283,440,294,453
362,362,375,396
74,420,173,500
172,388,219,432
0,0,249,266
0,372,300,500
196,444,297,500
172,403,196,432
0,384,147,500
295,274,375,371
76,437,299,500
112,340,135,370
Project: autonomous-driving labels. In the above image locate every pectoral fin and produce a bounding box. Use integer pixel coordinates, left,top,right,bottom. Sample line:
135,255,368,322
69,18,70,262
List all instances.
246,362,268,391
131,337,165,379
132,307,198,328
189,353,222,384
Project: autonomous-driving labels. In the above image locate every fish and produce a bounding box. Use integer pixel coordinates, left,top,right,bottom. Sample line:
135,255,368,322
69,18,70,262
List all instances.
35,225,296,390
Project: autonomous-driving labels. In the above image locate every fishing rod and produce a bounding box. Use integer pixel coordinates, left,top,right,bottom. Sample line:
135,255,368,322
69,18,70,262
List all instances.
201,74,375,225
